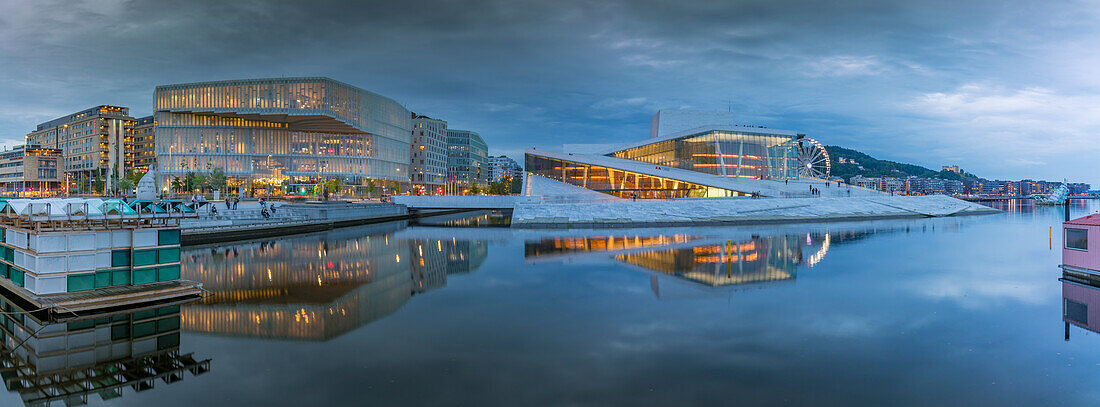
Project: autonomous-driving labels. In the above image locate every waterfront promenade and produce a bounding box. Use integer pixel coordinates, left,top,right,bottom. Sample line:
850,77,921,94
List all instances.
395,173,998,228
175,168,999,242
179,201,411,245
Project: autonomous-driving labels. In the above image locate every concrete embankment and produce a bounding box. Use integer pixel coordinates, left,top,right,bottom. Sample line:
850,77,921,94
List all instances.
180,201,415,245
511,195,999,228
391,195,539,209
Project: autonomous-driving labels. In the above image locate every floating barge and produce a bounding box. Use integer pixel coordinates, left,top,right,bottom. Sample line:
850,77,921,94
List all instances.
0,198,204,318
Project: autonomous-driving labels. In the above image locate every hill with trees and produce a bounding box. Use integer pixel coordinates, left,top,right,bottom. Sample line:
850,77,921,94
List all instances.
824,145,980,181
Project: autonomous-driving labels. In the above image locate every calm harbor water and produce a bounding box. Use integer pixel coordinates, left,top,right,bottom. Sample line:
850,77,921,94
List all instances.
4,200,1100,406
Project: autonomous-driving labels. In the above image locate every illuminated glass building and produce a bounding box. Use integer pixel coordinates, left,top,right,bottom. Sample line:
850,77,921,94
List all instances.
610,128,799,179
153,77,412,196
525,125,803,199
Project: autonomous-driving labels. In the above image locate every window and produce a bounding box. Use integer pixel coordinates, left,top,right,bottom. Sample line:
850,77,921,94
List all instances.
1067,228,1089,250
1066,299,1088,324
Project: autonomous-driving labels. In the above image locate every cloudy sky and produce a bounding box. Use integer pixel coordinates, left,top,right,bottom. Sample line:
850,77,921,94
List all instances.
1,0,1098,183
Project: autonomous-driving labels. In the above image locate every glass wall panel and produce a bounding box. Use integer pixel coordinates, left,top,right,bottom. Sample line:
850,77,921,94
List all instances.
525,153,747,199
611,130,799,180
153,78,412,195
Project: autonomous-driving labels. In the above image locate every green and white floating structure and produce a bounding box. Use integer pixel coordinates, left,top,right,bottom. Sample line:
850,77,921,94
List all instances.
0,198,202,300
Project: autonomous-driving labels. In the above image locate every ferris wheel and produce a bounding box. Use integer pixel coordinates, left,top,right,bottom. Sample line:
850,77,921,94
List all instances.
796,137,831,179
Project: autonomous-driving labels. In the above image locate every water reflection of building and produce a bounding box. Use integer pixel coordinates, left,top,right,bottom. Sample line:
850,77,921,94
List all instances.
523,231,881,298
524,234,698,259
181,224,485,341
1061,272,1100,339
0,297,209,406
445,239,487,275
412,210,512,228
616,235,803,288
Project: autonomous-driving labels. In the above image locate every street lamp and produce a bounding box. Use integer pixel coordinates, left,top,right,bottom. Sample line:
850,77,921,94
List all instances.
167,144,175,198
319,161,327,201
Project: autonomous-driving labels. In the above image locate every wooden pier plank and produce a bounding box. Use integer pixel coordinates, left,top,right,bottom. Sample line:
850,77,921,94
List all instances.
0,277,203,314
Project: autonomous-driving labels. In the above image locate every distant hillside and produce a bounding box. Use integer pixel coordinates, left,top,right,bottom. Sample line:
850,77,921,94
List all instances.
824,145,979,181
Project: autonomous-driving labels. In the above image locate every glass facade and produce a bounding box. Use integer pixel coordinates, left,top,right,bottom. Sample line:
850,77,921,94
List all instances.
446,130,488,186
611,129,799,181
154,77,411,196
525,154,744,198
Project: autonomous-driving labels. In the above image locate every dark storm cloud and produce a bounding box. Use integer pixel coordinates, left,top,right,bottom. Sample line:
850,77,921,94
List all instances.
1,0,1098,181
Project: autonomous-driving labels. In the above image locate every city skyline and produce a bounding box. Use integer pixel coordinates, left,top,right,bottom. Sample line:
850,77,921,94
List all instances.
1,0,1098,183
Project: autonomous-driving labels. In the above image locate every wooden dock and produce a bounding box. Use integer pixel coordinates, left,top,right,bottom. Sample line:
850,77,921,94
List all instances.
0,277,204,318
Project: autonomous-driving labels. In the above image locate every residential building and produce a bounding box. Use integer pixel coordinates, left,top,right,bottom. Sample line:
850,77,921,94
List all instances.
410,114,448,193
488,155,522,182
446,129,488,187
130,115,157,171
845,175,1084,197
0,145,62,197
943,179,965,195
153,77,411,197
879,177,907,194
850,175,880,191
26,105,134,193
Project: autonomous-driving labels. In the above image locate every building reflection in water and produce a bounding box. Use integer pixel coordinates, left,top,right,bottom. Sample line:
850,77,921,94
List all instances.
411,210,511,228
180,222,487,341
1061,271,1100,340
523,230,889,298
524,234,699,258
615,235,805,288
0,295,209,406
